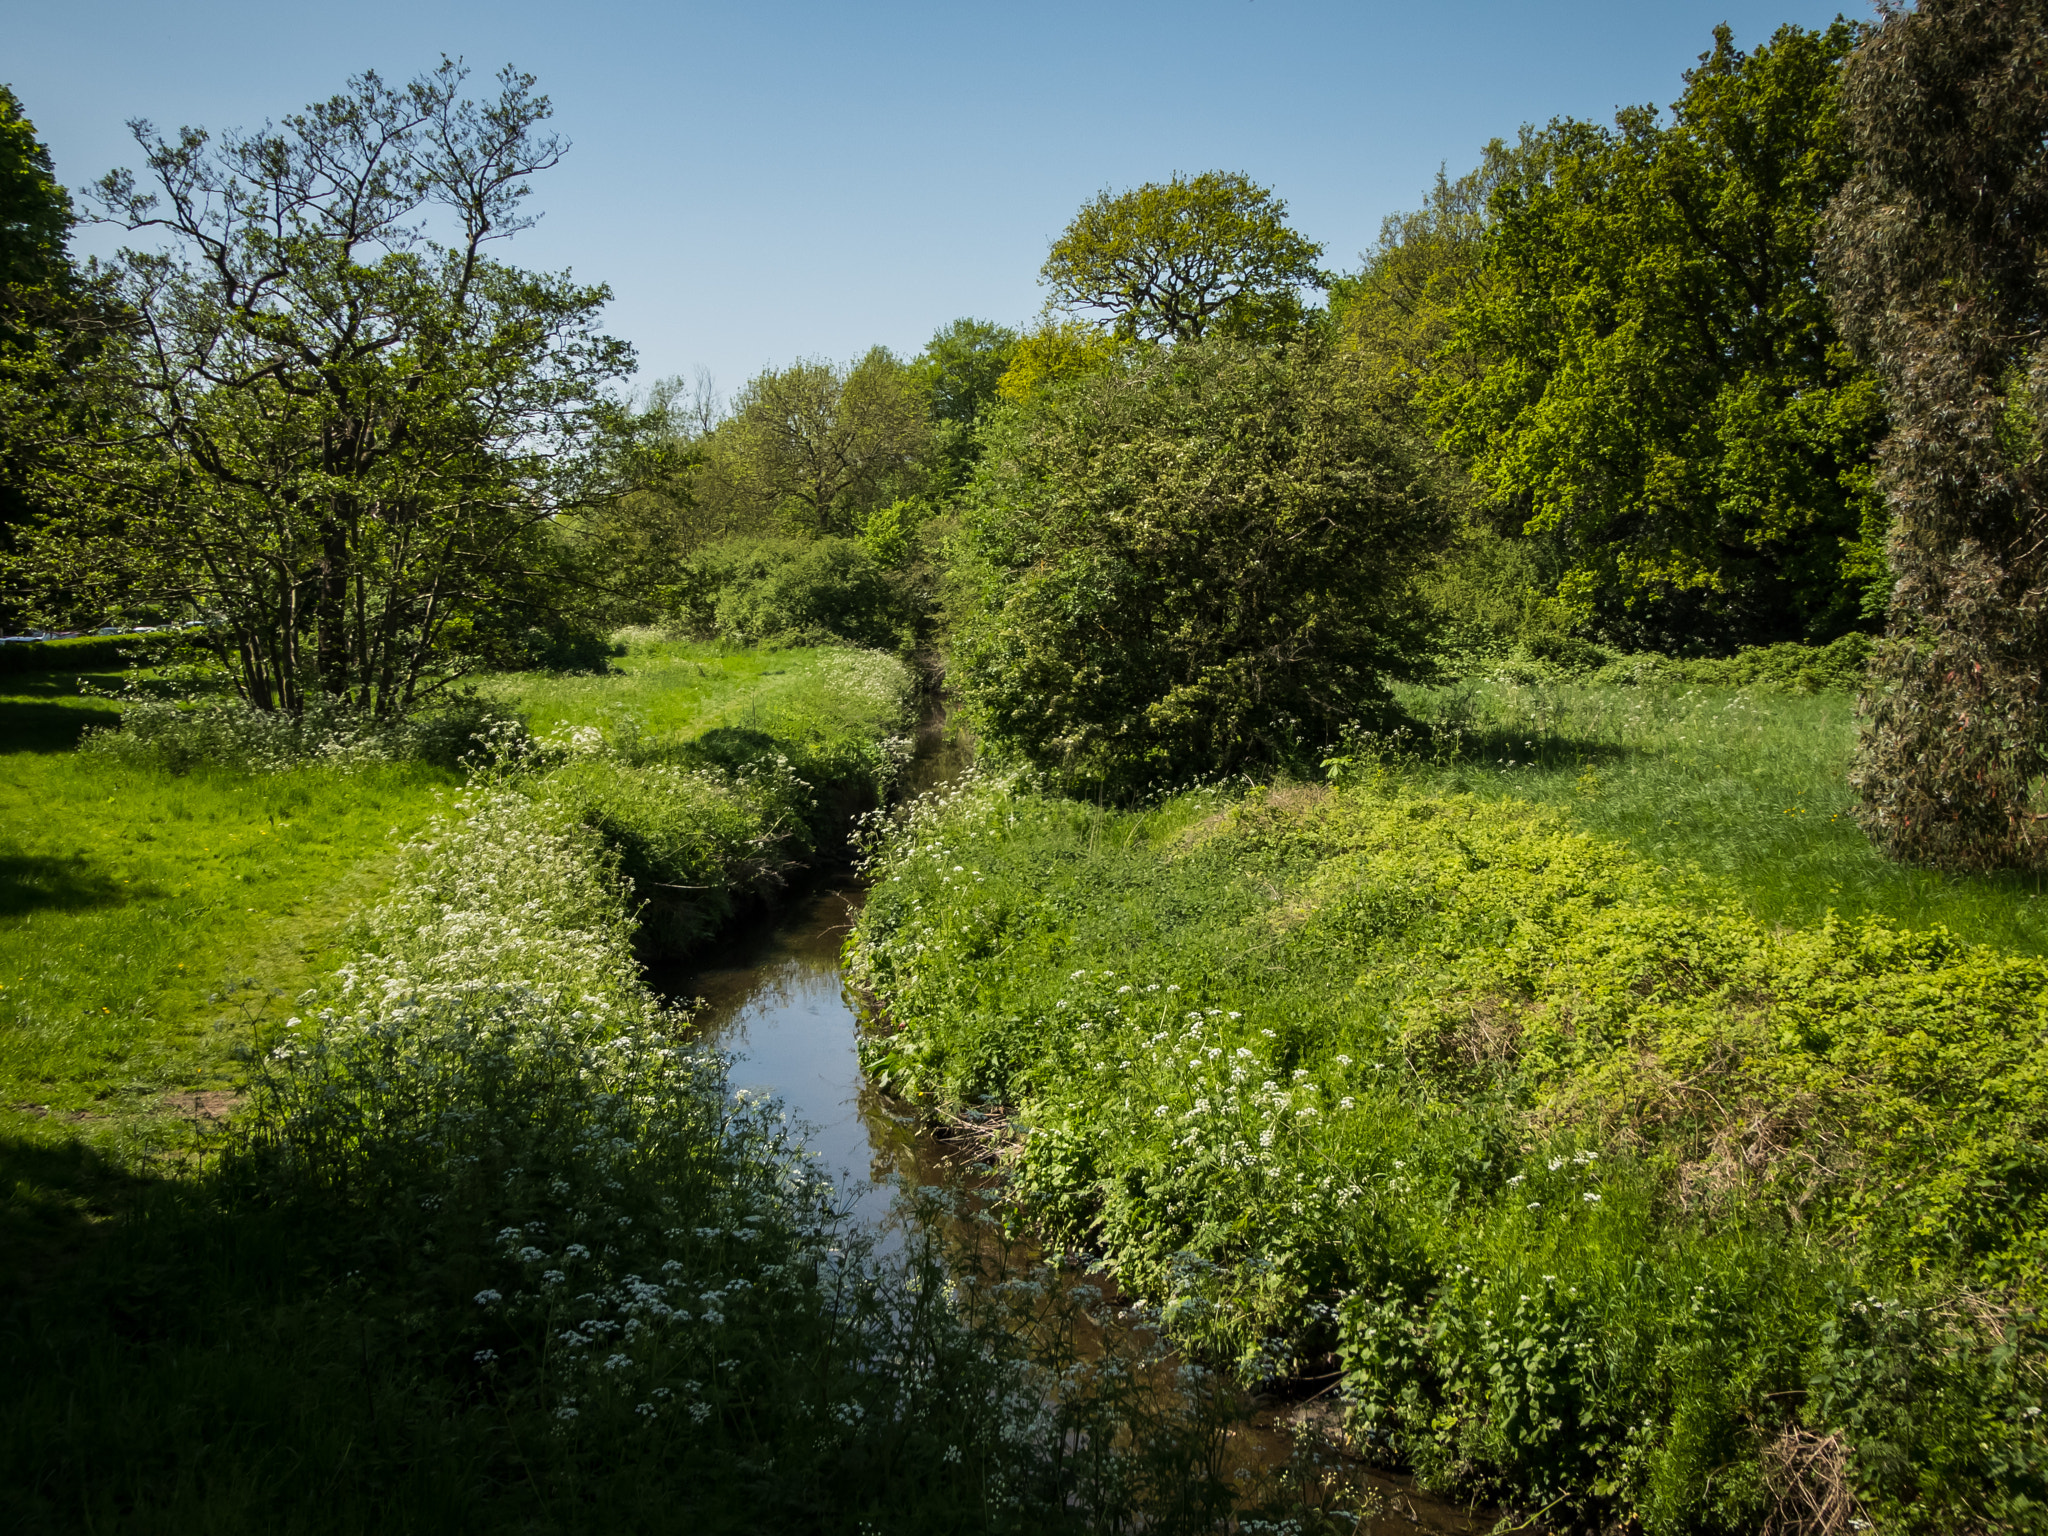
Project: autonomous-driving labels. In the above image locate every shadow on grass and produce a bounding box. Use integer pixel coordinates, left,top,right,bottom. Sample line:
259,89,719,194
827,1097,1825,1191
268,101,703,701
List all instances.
0,688,122,753
0,854,133,918
677,724,783,768
0,1131,150,1298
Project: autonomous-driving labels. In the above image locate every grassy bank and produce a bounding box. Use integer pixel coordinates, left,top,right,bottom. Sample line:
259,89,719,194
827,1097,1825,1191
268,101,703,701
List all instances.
0,640,913,1150
0,648,462,1158
9,641,1208,1530
848,683,2048,1534
1391,678,2048,951
4,771,1211,1532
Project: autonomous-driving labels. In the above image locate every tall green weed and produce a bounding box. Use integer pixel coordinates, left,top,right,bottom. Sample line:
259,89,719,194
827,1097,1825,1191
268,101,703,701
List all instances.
850,773,2048,1532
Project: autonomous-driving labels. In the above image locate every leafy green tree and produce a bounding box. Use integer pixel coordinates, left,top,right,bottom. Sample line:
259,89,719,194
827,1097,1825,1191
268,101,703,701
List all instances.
995,316,1122,402
955,335,1448,796
1041,171,1326,344
0,85,90,627
1823,0,2048,872
1329,140,1587,652
911,316,1015,489
1427,22,1885,648
1330,141,1532,432
698,347,930,538
914,317,1015,426
0,86,70,293
9,61,631,715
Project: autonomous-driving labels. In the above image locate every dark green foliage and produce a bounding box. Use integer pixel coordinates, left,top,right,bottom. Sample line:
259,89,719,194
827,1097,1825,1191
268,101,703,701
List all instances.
0,86,87,631
955,335,1450,796
1521,632,1610,674
1480,634,1876,692
0,85,69,290
1428,22,1886,646
672,535,923,651
913,317,1018,489
1821,0,2048,872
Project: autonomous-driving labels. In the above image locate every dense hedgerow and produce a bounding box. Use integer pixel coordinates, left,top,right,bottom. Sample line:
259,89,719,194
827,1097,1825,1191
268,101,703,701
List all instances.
1466,633,1877,693
849,772,2048,1534
2,777,1237,1534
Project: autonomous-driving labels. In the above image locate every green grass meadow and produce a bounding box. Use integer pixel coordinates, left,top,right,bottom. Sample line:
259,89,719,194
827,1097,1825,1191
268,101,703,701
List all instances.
487,632,915,745
1,656,464,1150
1392,678,2048,951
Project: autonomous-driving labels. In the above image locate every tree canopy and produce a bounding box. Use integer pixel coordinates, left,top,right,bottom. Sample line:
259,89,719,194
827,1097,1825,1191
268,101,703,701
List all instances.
9,60,631,715
695,347,930,540
1423,22,1883,649
910,317,1016,489
1040,171,1326,344
0,85,97,629
0,86,70,294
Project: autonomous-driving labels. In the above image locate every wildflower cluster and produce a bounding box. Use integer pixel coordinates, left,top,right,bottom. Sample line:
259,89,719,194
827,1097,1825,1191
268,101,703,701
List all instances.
81,690,518,773
219,778,1222,1527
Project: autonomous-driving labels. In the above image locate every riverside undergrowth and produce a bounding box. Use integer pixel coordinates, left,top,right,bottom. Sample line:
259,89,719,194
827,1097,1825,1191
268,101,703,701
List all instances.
2,770,1245,1533
848,769,2048,1535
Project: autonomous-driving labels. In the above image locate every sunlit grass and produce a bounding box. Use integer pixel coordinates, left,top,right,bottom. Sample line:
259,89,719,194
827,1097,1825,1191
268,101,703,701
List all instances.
1392,678,2048,953
0,751,457,1130
481,637,914,748
0,641,914,1149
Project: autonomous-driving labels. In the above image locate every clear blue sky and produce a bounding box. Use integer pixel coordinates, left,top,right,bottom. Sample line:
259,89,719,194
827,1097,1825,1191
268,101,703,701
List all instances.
11,0,1861,399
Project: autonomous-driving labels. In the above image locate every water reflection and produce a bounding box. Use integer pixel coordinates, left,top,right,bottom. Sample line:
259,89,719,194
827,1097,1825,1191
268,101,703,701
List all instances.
661,886,1486,1536
675,886,921,1237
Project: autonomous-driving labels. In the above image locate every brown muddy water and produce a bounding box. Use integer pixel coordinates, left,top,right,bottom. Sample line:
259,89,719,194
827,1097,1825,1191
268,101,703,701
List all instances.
661,715,1489,1534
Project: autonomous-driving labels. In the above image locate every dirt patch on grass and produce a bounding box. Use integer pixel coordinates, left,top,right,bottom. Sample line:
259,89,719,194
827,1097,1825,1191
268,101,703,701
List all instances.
161,1089,241,1124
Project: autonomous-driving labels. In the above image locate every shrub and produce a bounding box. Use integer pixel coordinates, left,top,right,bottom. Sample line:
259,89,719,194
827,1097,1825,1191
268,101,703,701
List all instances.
80,691,519,773
537,751,819,953
955,333,1451,797
1468,634,1876,691
673,535,923,650
1522,632,1611,673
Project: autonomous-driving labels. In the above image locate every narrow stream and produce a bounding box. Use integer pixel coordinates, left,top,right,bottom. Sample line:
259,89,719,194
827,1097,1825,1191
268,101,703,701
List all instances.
676,884,912,1238
658,716,1486,1533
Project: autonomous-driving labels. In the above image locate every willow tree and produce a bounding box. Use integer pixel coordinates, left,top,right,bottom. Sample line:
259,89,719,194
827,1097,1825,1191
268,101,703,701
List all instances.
14,61,631,717
1823,0,2048,870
